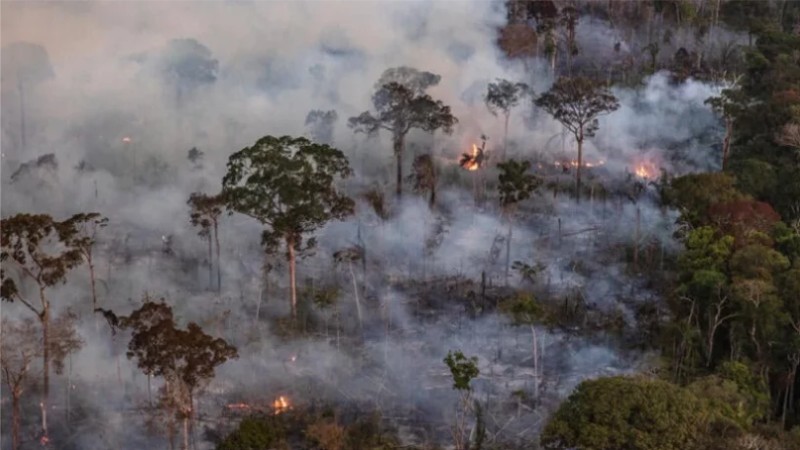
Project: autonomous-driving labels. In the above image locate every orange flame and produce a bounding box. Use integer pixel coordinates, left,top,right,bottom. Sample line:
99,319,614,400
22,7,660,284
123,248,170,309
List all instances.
462,144,480,171
273,396,290,415
633,160,658,179
122,137,132,143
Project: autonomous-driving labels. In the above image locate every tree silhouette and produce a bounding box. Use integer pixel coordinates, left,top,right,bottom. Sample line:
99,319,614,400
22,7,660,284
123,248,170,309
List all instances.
349,67,457,197
122,298,237,450
410,154,439,208
1,317,40,450
485,79,531,161
705,77,747,171
160,38,218,108
305,109,339,145
0,213,85,438
536,77,619,203
188,192,225,292
498,159,542,283
222,135,355,320
1,42,54,154
59,212,108,313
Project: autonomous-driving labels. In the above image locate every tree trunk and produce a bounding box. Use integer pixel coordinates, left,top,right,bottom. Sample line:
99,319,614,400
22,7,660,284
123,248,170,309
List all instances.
429,184,436,209
18,81,26,153
182,416,190,450
214,222,221,293
503,113,510,161
394,134,404,197
722,118,732,171
286,236,298,320
634,207,640,270
505,221,513,286
576,135,584,203
348,261,362,329
87,252,98,311
11,390,21,450
207,234,213,289
40,301,50,437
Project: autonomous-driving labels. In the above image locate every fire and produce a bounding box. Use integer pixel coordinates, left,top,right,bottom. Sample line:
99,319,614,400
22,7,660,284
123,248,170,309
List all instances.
459,143,484,171
122,137,132,143
632,160,658,179
273,396,290,415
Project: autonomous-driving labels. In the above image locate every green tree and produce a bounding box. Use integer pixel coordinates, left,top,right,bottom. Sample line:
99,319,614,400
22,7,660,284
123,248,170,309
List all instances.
661,172,748,227
497,159,541,283
485,79,530,161
0,213,85,437
222,135,355,320
188,192,224,292
535,77,619,203
122,298,238,450
348,67,458,197
444,350,479,450
541,376,707,450
705,77,748,171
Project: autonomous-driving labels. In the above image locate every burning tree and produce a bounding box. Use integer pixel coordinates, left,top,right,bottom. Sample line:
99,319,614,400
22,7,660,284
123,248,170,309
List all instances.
0,213,85,438
187,192,225,292
122,298,238,450
535,77,619,203
222,135,355,320
410,154,439,208
348,66,458,197
485,79,531,161
497,159,542,284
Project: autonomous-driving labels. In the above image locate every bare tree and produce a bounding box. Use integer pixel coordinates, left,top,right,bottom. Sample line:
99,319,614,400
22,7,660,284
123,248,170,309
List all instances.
188,192,224,292
410,154,439,208
333,245,365,329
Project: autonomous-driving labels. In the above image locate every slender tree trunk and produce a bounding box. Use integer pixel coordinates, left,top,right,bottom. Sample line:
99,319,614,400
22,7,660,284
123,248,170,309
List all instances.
429,184,436,208
18,82,26,153
348,261,362,329
505,220,513,286
394,135,404,197
576,135,584,203
503,112,510,161
11,389,21,450
286,237,298,320
182,416,190,450
634,207,640,270
87,252,98,311
214,222,221,293
40,300,50,437
207,234,213,289
722,118,732,171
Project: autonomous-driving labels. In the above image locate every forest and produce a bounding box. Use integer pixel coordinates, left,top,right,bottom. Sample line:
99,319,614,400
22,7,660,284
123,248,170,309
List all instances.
1,0,799,449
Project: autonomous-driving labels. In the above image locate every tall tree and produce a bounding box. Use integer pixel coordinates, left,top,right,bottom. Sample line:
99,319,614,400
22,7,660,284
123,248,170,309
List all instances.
1,42,54,154
59,213,108,313
410,154,438,208
498,159,542,284
222,135,355,320
535,77,619,203
305,109,339,145
159,38,218,108
188,192,224,292
705,77,747,171
485,79,531,161
349,67,458,197
122,299,237,450
333,245,365,329
0,318,41,450
0,214,84,437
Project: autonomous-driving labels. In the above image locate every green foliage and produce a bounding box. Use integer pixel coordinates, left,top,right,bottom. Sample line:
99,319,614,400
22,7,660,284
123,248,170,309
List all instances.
500,292,544,325
540,376,707,450
221,135,354,253
216,416,285,450
444,351,479,391
662,173,748,226
535,77,619,139
497,159,541,208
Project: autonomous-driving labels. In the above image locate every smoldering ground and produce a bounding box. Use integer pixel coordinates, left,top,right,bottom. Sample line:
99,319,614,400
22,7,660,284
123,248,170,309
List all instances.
1,1,731,448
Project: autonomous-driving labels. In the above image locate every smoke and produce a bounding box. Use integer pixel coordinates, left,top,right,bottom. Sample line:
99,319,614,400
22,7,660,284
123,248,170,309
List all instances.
1,1,727,448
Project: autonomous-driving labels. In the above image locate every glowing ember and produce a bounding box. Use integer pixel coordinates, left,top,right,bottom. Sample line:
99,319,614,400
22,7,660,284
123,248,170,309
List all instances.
273,396,291,415
122,137,132,143
226,402,252,410
459,143,484,171
633,161,658,179
40,435,50,445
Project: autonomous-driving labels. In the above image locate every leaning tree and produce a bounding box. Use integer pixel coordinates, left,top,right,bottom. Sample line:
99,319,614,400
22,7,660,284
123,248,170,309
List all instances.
485,79,530,161
0,213,86,437
349,66,458,197
535,76,619,203
222,135,355,320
